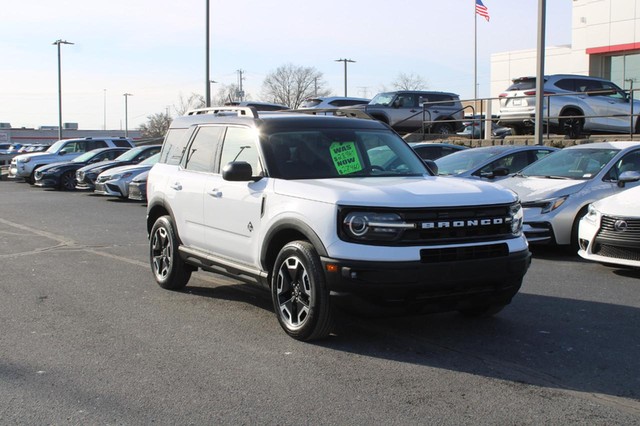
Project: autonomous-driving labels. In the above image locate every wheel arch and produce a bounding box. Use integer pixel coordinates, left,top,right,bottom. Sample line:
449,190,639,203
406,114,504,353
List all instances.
260,218,328,277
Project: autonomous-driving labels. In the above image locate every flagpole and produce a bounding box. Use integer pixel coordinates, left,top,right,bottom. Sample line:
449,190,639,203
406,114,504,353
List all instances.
474,0,478,117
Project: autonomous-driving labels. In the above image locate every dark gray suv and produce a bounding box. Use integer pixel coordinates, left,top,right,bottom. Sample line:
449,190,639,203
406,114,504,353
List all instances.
363,91,465,134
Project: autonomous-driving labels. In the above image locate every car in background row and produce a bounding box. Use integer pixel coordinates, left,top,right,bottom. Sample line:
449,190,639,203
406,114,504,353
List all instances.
298,96,371,109
94,153,159,199
356,90,465,134
223,101,289,111
127,170,150,202
408,142,468,161
9,137,134,183
34,147,130,190
498,141,640,249
76,144,161,191
435,145,557,181
578,182,640,268
457,115,512,139
498,74,640,136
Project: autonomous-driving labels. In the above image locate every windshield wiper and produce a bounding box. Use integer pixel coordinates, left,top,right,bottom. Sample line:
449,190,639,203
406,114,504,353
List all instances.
543,175,572,180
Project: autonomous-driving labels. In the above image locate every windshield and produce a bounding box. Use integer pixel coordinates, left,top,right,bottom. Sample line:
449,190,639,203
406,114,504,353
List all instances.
519,148,618,180
435,148,505,175
46,140,67,153
262,128,428,179
72,151,100,163
141,153,160,165
113,147,140,161
369,93,395,106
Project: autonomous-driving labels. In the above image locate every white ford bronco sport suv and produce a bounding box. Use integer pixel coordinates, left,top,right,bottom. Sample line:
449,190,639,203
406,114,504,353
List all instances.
9,137,135,184
146,107,531,341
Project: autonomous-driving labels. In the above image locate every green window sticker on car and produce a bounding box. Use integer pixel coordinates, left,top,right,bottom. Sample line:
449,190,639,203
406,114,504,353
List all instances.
330,142,362,175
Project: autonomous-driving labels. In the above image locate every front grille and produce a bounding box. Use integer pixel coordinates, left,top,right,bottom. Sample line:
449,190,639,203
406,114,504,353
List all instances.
77,171,85,181
593,243,640,261
596,215,640,245
421,243,509,263
341,204,516,246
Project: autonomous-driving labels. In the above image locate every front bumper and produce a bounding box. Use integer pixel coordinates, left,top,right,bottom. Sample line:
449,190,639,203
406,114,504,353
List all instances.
321,248,531,310
94,180,126,197
34,177,58,188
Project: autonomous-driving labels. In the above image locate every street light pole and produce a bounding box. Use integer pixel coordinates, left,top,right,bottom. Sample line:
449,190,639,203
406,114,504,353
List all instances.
335,58,355,97
52,39,74,141
123,93,133,137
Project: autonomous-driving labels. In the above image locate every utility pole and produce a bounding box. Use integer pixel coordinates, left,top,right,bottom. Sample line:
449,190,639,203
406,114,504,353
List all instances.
123,93,133,138
236,69,245,101
335,58,355,97
205,0,211,107
53,39,74,141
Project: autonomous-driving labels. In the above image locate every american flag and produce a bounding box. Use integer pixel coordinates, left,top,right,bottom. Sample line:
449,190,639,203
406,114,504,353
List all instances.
476,0,490,22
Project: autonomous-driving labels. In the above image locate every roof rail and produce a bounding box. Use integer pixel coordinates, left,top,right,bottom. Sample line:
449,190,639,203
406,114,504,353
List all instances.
288,108,374,120
187,106,259,118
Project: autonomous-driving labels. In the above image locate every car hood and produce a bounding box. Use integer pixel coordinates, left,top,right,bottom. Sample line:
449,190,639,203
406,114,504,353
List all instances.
38,160,81,172
592,186,640,217
79,159,134,174
14,151,57,162
100,163,153,177
497,175,589,201
273,175,518,207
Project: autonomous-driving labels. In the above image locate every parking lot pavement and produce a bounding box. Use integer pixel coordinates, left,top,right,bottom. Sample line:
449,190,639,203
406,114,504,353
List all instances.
1,181,640,424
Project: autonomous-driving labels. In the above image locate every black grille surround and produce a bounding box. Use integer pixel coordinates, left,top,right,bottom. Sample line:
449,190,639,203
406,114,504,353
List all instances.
338,203,518,246
593,215,640,261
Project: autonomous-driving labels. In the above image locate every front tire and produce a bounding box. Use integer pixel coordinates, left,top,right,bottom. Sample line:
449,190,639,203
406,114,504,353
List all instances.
59,171,76,191
560,109,584,138
150,216,191,290
271,241,334,341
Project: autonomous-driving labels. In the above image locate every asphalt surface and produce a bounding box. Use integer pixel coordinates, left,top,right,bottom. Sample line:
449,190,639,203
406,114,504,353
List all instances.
1,180,640,424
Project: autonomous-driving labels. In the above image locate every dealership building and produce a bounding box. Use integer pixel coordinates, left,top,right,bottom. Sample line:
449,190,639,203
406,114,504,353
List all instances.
491,0,640,97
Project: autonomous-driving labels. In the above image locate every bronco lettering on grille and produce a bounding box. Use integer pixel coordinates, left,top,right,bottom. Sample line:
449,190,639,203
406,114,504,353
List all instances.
421,218,507,229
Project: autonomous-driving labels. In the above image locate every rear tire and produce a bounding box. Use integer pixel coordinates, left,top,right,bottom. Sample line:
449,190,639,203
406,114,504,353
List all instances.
150,215,191,290
432,123,453,135
271,241,334,341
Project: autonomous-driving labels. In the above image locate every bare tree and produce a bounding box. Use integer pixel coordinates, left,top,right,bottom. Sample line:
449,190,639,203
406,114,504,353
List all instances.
392,73,428,91
174,92,206,116
139,112,171,138
262,64,331,108
213,84,251,106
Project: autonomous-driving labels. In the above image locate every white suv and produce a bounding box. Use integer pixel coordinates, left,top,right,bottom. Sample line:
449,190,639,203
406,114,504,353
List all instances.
146,107,531,341
9,137,135,183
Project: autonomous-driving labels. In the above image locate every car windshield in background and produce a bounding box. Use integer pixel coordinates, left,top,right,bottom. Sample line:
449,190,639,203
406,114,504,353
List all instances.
114,148,145,161
72,151,99,163
46,140,67,153
368,93,395,106
263,129,427,179
140,153,160,165
435,148,505,176
520,148,619,180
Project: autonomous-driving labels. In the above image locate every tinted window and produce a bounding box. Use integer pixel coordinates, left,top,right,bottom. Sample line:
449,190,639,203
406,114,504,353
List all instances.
113,139,133,147
507,79,537,91
219,127,262,175
159,128,190,165
425,94,454,106
554,79,576,91
184,126,224,172
87,140,109,151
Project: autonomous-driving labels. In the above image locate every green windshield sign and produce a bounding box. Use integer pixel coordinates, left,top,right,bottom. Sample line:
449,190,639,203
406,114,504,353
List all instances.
330,142,362,175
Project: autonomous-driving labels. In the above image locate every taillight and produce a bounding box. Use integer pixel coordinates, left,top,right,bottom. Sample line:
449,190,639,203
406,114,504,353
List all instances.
523,90,555,96
498,93,508,98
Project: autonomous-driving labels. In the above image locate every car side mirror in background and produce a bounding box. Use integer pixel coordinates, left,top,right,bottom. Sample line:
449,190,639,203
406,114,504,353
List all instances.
392,99,400,109
492,166,511,177
423,159,438,175
617,170,640,188
59,150,67,155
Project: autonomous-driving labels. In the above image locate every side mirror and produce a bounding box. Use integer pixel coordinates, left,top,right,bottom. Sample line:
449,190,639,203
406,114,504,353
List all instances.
59,150,68,155
392,99,401,108
617,170,640,188
492,166,511,177
222,161,261,182
423,159,438,175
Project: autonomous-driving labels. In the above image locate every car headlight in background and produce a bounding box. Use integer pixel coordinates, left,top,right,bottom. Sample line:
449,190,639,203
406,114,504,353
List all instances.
111,172,133,180
510,203,524,236
342,211,414,242
583,203,601,225
18,157,31,163
522,195,569,214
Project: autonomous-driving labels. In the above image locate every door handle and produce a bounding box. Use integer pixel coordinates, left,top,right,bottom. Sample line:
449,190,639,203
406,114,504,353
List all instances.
207,189,222,198
170,182,182,191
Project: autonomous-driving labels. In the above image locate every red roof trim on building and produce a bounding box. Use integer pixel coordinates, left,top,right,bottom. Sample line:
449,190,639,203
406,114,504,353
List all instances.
586,42,640,55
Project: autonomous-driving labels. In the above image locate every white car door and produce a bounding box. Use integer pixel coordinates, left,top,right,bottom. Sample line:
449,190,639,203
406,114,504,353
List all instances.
203,126,265,266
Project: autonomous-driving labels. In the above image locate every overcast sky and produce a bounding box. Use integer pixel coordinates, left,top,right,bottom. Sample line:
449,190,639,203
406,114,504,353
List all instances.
1,0,572,130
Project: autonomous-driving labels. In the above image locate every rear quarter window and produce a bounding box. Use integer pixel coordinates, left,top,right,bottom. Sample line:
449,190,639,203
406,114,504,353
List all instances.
159,128,190,165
